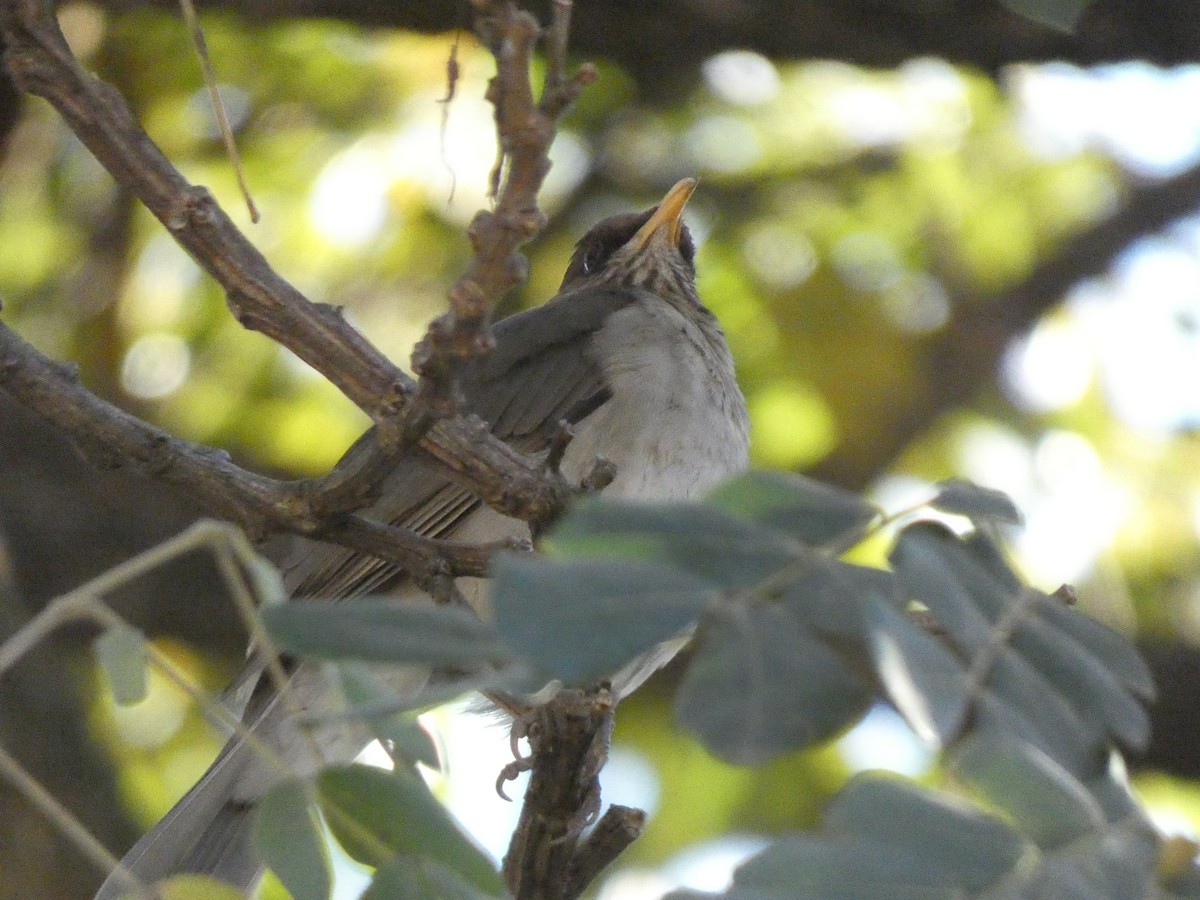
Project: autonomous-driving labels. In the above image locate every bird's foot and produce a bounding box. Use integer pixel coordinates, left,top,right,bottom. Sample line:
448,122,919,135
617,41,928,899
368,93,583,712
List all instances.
495,711,536,801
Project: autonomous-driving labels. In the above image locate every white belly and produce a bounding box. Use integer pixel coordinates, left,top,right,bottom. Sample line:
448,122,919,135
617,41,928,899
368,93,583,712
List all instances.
561,300,749,501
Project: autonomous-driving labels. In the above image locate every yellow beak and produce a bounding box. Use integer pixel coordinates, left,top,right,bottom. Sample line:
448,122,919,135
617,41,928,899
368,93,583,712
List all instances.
630,178,698,253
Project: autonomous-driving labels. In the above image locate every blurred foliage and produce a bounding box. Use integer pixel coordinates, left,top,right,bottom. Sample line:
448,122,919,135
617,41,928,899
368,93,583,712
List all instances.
5,2,1200,895
613,694,848,864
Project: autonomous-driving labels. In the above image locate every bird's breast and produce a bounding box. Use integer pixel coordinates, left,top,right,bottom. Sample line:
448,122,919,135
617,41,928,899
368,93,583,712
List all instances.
561,300,750,502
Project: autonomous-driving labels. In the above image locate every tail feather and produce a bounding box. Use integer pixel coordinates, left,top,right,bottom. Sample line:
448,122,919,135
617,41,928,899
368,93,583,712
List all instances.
94,665,280,899
93,732,264,899
94,660,427,898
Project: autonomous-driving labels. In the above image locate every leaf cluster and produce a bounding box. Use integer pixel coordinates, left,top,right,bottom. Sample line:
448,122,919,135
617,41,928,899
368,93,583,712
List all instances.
96,473,1189,898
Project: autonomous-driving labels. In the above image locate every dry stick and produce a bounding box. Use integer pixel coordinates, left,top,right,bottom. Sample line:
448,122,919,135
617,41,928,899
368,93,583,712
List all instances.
565,805,647,898
501,687,643,900
412,0,595,424
178,0,259,222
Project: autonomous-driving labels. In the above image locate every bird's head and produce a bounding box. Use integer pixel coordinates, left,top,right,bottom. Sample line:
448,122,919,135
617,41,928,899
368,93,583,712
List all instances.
560,178,699,302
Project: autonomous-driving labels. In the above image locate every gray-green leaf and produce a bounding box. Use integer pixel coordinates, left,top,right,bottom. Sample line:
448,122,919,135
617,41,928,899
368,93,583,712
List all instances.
491,554,712,684
318,764,502,895
864,597,968,745
334,662,441,770
675,600,870,764
262,599,508,668
824,776,1025,892
707,470,878,548
930,479,1023,525
94,623,148,706
547,498,797,590
953,737,1104,850
252,779,332,900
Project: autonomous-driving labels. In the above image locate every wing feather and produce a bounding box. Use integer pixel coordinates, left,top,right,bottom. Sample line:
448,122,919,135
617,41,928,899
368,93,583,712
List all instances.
282,286,634,600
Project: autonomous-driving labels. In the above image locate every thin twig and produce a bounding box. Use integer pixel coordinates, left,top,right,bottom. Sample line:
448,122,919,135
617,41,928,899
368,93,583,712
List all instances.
177,0,259,222
437,31,462,205
0,743,150,898
411,0,594,414
0,522,320,895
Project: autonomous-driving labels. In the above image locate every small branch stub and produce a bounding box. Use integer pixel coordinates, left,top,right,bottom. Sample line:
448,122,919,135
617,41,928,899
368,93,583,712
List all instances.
501,686,643,900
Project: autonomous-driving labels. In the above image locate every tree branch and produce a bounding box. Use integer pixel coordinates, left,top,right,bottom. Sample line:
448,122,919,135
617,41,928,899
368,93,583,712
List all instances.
2,0,409,419
501,687,642,899
412,0,594,415
91,0,1200,89
0,321,506,583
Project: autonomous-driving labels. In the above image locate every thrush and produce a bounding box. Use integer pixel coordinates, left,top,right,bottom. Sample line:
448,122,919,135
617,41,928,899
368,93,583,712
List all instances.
95,178,750,897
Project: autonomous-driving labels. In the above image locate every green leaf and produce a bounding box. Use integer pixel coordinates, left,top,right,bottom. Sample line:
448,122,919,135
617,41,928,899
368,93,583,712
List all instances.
317,764,502,895
1002,611,1150,750
706,470,878,548
889,522,994,655
961,530,1023,592
262,599,508,667
953,737,1104,849
973,689,1059,760
334,662,441,769
363,855,497,899
252,779,332,900
1024,819,1160,900
245,553,287,607
892,522,1153,762
998,0,1093,32
778,559,898,640
824,776,1025,892
547,498,797,590
890,524,1094,763
930,479,1023,525
94,623,148,705
491,554,712,684
153,875,247,900
674,600,870,764
721,834,963,899
1036,596,1155,700
975,647,1099,774
904,522,1026,625
864,597,968,745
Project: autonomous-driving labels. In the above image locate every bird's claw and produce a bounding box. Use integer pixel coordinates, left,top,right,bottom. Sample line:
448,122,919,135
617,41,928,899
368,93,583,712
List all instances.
495,712,535,801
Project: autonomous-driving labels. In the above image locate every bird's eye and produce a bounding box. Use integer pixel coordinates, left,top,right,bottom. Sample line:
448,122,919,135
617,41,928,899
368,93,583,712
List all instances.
581,241,608,275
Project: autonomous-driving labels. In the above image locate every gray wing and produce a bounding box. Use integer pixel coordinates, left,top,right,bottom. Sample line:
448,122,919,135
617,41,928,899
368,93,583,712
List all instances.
461,285,634,443
285,285,634,599
93,664,274,899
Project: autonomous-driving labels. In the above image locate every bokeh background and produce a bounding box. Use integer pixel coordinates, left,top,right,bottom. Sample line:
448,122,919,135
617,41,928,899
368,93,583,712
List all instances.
3,2,1200,896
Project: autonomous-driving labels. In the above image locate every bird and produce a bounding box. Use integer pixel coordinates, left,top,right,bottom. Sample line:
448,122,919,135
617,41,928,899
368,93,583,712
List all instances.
94,177,750,898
